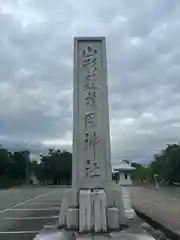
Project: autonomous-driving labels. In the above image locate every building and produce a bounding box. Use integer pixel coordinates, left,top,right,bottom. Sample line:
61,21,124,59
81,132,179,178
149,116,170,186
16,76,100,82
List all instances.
114,160,135,185
30,172,39,185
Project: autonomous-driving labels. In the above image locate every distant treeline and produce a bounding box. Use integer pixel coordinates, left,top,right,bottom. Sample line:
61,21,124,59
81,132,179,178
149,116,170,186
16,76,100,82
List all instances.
113,144,180,185
0,147,72,188
1,143,180,188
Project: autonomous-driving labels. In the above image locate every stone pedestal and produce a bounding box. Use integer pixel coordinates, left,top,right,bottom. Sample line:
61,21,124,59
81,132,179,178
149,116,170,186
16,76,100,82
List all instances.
59,185,127,232
121,187,136,219
79,189,92,232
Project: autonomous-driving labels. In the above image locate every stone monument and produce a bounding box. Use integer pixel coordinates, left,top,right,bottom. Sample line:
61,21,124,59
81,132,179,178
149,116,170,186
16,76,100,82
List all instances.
58,37,126,232
34,37,156,240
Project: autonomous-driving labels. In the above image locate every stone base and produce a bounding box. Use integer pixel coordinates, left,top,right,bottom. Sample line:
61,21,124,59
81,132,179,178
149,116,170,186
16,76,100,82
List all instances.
107,208,119,229
58,184,127,232
33,228,156,240
124,209,136,219
121,187,136,219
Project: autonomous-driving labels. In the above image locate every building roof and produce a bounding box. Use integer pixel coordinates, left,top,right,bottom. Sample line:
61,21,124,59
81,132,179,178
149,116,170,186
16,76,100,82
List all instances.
113,160,135,171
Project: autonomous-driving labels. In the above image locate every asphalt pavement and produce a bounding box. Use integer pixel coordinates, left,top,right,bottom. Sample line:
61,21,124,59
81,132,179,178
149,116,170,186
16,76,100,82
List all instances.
130,185,180,238
0,186,68,240
143,184,180,200
1,185,178,240
158,185,180,199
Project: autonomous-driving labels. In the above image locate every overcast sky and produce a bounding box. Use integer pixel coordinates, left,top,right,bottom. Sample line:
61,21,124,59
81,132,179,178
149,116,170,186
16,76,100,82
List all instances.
1,0,180,165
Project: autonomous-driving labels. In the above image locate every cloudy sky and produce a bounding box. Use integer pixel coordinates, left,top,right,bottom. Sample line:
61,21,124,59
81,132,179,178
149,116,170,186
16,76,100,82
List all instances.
1,0,180,165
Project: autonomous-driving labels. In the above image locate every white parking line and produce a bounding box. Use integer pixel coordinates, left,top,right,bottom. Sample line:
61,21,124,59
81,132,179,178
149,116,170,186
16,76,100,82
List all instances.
21,201,60,205
0,230,39,234
0,189,59,214
8,207,60,211
4,215,58,220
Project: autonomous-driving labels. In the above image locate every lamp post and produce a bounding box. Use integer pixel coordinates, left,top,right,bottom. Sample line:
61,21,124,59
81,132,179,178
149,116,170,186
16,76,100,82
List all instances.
154,174,159,189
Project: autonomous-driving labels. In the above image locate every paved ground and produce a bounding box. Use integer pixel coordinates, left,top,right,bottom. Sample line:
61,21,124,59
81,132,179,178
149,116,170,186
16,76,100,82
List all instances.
156,185,180,199
130,186,180,237
0,186,67,240
139,184,180,197
1,185,178,240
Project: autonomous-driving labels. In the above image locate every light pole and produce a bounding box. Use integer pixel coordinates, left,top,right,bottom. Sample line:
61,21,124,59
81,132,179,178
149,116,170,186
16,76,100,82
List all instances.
154,174,159,189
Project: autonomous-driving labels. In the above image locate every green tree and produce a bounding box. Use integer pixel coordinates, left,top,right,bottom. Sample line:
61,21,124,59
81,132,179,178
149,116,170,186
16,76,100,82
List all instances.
0,147,30,187
131,163,152,182
0,145,73,187
39,149,72,185
10,151,30,182
151,144,180,184
0,148,13,187
0,148,12,178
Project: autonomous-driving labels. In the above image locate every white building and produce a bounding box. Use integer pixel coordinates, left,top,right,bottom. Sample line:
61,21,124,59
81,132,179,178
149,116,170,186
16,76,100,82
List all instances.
114,160,135,186
30,172,39,185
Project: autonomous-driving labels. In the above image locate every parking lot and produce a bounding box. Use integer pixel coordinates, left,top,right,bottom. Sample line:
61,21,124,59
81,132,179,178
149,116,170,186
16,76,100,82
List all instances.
0,187,67,240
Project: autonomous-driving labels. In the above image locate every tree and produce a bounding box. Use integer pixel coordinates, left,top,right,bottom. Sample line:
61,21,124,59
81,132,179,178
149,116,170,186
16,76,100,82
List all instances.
0,145,72,188
39,149,72,184
0,148,13,188
131,163,151,182
10,151,30,182
151,144,180,184
0,148,12,178
0,147,30,187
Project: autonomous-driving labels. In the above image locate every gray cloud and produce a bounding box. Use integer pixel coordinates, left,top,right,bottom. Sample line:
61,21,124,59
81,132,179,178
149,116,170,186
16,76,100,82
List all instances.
1,0,180,165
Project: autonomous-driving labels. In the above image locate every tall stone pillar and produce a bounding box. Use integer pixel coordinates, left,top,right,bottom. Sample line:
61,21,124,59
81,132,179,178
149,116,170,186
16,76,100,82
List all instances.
59,37,126,232
72,37,112,188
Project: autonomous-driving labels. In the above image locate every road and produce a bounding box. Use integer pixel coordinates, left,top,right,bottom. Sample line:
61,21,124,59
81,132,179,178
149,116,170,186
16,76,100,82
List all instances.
158,185,180,199
0,186,68,240
130,185,180,238
144,184,180,200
